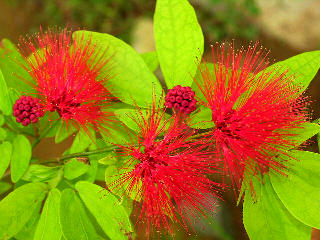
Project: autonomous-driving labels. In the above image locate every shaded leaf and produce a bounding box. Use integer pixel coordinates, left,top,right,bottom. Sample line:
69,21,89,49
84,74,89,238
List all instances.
60,188,98,240
0,69,12,115
22,164,59,182
0,141,12,179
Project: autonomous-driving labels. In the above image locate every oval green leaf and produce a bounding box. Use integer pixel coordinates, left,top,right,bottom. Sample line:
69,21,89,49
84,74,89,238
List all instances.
140,51,159,72
0,141,12,179
64,159,89,180
0,182,47,239
60,188,98,240
75,181,132,240
73,31,163,107
11,134,32,183
34,188,62,240
243,176,311,240
154,0,204,88
270,151,320,229
266,51,320,91
0,69,12,115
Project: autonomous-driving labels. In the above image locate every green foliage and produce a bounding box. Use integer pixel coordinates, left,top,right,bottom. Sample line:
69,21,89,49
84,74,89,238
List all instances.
0,39,34,94
115,108,171,132
0,141,12,179
243,176,312,240
267,51,320,91
270,151,320,229
64,159,90,180
0,182,11,195
285,122,320,148
68,130,94,154
55,121,77,143
22,164,59,183
10,134,32,183
14,209,40,240
60,188,99,240
0,69,12,115
154,0,204,88
34,188,62,240
76,181,132,240
73,30,163,107
189,106,214,129
0,182,47,239
140,51,159,72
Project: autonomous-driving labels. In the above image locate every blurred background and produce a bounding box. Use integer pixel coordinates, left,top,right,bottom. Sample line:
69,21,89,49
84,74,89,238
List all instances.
0,0,319,239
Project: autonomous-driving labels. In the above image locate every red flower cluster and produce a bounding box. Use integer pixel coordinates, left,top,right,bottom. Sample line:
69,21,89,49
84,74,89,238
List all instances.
195,43,309,188
108,98,221,237
165,85,197,114
13,95,44,126
17,28,113,133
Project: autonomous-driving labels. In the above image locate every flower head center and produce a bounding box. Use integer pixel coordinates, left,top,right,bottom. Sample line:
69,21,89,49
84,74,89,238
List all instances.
48,92,81,119
134,145,168,178
214,109,242,140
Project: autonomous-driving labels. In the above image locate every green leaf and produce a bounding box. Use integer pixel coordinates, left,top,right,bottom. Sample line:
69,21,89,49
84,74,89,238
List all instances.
270,151,320,229
60,188,98,240
140,51,159,72
0,182,47,239
68,129,94,154
105,162,141,202
192,63,214,102
102,120,135,145
0,141,12,179
14,209,40,240
243,176,311,240
22,164,59,182
0,114,5,126
0,39,34,94
0,182,11,195
0,127,7,141
76,181,132,240
0,69,12,115
55,121,77,143
11,134,32,183
64,159,90,180
154,0,204,88
267,51,320,91
34,188,62,240
189,106,214,129
73,31,163,107
115,108,171,132
286,122,320,148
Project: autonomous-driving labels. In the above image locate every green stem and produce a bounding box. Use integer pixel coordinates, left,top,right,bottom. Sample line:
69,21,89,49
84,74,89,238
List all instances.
42,145,118,165
32,121,60,149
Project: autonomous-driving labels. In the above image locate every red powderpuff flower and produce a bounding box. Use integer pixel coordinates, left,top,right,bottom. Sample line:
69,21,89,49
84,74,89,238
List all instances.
108,97,221,237
16,28,113,132
195,42,309,189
